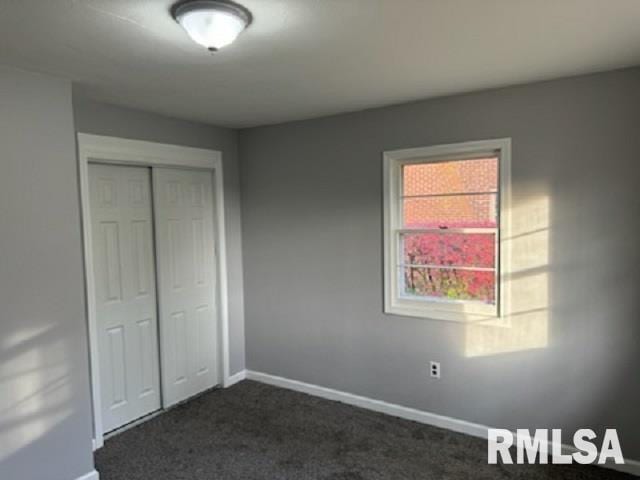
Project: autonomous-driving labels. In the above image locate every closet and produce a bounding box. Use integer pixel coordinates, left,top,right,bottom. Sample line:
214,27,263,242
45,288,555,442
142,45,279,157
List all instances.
89,163,218,433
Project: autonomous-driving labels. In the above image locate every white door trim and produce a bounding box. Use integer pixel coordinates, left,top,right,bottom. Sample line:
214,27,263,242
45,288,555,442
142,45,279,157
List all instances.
78,133,231,449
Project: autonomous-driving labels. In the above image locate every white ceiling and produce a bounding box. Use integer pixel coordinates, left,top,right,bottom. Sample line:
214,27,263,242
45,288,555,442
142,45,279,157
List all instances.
1,0,639,128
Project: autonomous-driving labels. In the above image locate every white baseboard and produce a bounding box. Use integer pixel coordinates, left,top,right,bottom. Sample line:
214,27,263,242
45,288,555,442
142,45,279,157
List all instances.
75,470,99,480
246,370,487,437
245,370,640,477
224,369,247,388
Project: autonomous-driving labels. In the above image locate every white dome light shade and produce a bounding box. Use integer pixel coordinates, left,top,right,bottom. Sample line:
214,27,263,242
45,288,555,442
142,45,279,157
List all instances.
174,1,251,50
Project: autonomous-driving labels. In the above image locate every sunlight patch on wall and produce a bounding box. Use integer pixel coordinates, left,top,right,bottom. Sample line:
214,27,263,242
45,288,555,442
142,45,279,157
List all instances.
0,325,73,462
465,195,550,357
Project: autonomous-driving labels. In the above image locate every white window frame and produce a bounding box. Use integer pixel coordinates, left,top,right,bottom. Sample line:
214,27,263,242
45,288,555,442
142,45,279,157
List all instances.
383,138,511,322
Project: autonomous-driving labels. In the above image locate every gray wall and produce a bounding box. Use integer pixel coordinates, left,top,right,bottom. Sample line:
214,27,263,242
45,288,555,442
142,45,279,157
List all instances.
240,68,640,458
0,67,95,480
73,96,246,374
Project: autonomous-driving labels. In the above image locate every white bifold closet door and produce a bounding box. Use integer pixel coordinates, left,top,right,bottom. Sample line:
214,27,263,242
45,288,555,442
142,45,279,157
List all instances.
153,168,219,407
89,164,161,433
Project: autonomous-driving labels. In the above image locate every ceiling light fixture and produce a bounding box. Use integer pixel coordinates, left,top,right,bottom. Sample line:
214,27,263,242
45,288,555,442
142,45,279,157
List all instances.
172,0,251,51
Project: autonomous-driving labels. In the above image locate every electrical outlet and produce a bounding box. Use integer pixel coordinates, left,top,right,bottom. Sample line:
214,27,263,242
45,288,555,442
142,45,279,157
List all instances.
430,361,441,379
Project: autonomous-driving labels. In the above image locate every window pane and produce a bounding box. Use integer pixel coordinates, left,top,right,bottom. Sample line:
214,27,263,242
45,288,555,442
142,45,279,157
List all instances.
403,157,497,197
401,267,496,304
402,232,495,268
403,193,497,228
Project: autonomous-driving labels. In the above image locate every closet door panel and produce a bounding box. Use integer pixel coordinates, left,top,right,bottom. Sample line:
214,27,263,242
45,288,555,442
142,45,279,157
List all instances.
153,168,219,406
89,164,161,432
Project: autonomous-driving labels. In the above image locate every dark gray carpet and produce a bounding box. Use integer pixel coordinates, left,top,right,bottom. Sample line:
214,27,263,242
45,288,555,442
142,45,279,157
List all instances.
96,380,633,480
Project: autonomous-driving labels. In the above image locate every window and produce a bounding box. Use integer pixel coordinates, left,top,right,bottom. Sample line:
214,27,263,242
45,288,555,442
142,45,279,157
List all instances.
383,139,511,321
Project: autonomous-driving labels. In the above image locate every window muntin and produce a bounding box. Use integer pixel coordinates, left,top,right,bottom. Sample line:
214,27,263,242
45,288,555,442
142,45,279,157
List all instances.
384,140,509,321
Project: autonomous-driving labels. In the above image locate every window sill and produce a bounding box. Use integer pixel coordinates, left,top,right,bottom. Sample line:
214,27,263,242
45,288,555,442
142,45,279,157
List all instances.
384,303,500,323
